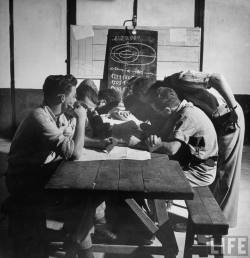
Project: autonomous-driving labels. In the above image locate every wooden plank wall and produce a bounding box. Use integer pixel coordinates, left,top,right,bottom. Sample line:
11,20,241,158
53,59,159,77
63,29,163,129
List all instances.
70,26,201,80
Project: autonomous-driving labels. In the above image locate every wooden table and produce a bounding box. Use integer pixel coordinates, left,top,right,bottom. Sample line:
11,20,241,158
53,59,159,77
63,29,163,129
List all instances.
46,154,194,257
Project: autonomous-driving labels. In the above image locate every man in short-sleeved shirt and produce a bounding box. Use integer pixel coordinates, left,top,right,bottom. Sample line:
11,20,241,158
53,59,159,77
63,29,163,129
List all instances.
169,99,218,186
145,87,218,187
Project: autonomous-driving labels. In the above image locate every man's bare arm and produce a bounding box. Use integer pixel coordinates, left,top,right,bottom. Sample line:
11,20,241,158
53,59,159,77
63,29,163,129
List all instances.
145,134,181,155
209,73,237,109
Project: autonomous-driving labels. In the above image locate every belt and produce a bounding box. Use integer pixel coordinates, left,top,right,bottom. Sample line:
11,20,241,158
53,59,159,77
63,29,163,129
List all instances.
190,155,218,167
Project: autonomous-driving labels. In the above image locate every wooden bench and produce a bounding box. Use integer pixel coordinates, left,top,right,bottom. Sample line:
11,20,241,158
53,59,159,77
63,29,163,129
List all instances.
184,186,229,258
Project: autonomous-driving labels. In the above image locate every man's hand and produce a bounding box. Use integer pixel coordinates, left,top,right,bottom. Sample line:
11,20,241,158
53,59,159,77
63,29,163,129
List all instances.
102,137,118,152
102,137,116,148
73,105,87,120
145,135,162,151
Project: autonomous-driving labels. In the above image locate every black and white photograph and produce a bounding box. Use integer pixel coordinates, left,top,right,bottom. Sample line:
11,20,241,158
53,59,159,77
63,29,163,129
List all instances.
0,0,249,257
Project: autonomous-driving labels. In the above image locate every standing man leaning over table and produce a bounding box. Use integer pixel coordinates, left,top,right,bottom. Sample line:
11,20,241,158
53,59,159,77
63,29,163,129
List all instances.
5,75,97,258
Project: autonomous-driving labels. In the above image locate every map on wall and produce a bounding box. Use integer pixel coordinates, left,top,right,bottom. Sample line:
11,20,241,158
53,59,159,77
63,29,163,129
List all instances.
106,29,158,90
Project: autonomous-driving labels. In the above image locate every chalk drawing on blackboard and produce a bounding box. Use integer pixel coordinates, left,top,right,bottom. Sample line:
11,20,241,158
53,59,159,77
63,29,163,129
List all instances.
110,43,156,66
109,67,155,76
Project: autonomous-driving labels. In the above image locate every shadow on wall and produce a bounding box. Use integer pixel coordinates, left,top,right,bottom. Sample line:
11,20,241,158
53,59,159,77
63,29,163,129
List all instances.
0,89,43,138
0,151,9,209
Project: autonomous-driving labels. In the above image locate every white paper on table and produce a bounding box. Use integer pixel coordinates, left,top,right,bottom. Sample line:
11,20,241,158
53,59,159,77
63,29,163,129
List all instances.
101,115,125,126
78,146,151,161
71,25,94,40
124,148,151,160
101,114,142,126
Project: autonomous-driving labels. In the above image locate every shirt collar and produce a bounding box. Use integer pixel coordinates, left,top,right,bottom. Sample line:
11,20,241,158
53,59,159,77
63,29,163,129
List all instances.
42,105,66,127
42,105,57,123
176,99,193,112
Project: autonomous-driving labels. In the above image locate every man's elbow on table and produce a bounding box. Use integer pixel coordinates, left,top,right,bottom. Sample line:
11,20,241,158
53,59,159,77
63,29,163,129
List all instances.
71,142,84,160
67,140,84,160
162,141,181,156
71,151,82,160
56,138,82,161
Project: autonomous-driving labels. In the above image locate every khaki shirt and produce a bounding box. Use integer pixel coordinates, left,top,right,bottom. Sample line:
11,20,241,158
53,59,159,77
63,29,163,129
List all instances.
171,100,218,160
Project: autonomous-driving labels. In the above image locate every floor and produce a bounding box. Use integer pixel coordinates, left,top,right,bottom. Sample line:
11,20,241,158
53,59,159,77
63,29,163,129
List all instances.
0,138,250,258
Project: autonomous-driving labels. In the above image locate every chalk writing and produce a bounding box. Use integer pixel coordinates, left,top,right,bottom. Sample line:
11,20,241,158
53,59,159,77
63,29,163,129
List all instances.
106,29,158,90
113,35,141,41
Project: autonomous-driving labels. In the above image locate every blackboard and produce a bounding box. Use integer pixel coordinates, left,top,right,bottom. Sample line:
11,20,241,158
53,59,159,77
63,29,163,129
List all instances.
106,29,158,91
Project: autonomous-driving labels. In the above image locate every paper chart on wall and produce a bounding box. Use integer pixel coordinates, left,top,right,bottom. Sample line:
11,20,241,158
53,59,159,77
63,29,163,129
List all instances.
78,146,151,161
71,25,94,40
169,28,187,42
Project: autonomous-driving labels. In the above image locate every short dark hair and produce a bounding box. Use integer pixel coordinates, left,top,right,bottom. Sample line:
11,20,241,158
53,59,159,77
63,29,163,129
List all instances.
123,94,137,110
43,74,77,99
163,72,181,88
148,86,180,110
81,79,98,93
131,77,156,97
76,83,98,105
98,88,121,104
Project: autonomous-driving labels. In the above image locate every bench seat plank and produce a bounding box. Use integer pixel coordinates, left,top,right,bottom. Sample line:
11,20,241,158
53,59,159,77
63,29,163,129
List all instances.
185,186,229,235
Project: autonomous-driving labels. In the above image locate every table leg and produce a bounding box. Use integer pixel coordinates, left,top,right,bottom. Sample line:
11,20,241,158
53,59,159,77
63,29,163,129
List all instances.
125,198,178,258
125,198,159,234
154,199,178,258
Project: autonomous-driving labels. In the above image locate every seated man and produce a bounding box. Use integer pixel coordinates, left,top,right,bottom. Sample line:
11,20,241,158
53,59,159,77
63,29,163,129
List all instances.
123,77,160,126
77,82,141,148
80,78,98,93
97,87,136,123
76,81,117,243
97,88,121,115
76,81,112,142
5,75,101,258
145,86,218,187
